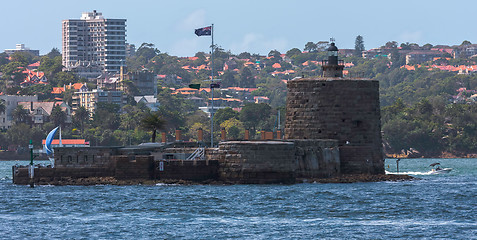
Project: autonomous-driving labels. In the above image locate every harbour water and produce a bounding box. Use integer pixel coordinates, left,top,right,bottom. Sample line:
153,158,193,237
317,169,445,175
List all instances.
0,158,476,239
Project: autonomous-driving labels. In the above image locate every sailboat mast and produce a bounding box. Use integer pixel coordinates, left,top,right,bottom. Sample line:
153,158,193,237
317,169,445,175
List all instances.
59,126,63,147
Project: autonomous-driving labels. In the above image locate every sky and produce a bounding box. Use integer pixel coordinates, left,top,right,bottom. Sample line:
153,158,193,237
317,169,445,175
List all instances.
2,0,477,57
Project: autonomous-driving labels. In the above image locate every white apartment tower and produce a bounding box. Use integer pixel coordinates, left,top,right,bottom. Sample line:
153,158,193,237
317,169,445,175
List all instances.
62,10,126,78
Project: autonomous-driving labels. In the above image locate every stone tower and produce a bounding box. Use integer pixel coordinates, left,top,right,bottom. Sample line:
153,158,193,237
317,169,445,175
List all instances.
285,42,384,174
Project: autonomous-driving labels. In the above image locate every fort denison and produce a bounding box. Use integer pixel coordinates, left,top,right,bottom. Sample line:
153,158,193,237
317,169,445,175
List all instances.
13,43,384,184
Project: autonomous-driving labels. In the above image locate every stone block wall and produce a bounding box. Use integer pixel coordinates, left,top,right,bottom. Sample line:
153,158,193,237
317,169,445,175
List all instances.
154,159,219,181
12,165,114,184
339,146,383,174
54,147,120,168
214,141,296,184
113,155,154,180
293,139,340,178
285,78,384,174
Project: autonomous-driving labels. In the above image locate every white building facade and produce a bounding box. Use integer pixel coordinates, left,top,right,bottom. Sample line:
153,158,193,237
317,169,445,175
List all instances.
62,10,127,78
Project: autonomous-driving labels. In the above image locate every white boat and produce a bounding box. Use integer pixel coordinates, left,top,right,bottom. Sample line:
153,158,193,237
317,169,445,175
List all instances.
429,162,452,174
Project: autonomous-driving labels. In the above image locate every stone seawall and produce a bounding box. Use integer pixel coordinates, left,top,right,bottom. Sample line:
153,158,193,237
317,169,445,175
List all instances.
206,140,341,184
215,141,296,184
54,147,121,168
293,139,340,178
154,159,219,181
13,166,114,185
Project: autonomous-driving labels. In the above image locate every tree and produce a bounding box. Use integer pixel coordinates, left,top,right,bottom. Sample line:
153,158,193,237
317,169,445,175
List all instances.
73,106,89,132
137,43,160,61
47,48,61,58
12,105,30,125
38,55,63,82
214,107,238,126
54,71,77,87
240,67,254,87
92,103,121,130
6,123,31,146
304,42,318,52
384,41,398,49
1,61,27,85
10,52,33,65
354,35,365,57
286,48,302,57
422,43,433,50
50,105,67,128
140,111,165,142
238,52,251,59
268,50,281,59
0,52,9,66
239,103,272,136
0,99,5,114
461,40,472,46
220,118,245,139
221,70,238,88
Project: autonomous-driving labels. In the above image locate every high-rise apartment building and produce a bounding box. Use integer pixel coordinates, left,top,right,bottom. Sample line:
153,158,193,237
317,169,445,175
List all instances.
62,10,126,78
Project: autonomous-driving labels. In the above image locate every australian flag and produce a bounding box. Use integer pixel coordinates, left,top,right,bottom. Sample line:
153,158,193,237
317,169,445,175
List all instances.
195,26,212,36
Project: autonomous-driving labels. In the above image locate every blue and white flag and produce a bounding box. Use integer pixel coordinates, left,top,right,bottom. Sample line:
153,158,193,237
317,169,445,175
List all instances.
195,26,212,36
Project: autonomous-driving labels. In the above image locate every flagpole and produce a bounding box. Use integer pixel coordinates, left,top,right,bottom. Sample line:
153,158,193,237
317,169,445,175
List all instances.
210,23,214,148
59,126,62,147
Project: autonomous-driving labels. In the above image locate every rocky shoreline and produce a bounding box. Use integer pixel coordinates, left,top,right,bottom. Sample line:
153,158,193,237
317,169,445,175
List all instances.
27,174,415,186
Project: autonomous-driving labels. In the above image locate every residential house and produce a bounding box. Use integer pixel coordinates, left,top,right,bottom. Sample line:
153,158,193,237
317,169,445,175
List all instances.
51,83,86,98
157,74,183,86
27,61,40,70
223,59,238,71
254,96,270,104
339,49,355,57
134,95,160,111
186,96,206,107
17,101,72,125
20,69,48,88
406,50,444,65
0,95,38,129
172,87,199,95
453,44,477,58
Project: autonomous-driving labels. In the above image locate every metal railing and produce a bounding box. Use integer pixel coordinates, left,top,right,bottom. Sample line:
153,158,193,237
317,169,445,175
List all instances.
186,147,205,160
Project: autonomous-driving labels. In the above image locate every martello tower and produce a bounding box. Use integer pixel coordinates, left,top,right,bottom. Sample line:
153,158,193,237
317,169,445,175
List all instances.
285,41,384,174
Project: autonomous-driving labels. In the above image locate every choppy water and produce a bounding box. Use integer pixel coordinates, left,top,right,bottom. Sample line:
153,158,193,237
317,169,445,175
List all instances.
0,159,476,239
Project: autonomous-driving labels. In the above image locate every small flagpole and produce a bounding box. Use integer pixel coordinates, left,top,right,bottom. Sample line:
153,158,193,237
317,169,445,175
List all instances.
210,23,214,148
59,126,63,147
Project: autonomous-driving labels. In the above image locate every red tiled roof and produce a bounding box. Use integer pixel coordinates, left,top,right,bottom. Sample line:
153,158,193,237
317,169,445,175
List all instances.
41,139,87,145
71,83,84,90
28,61,40,67
52,87,65,94
176,88,199,91
254,96,269,100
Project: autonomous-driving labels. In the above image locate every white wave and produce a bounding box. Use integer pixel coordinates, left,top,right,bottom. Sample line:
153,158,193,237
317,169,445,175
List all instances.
385,170,433,175
155,183,179,186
